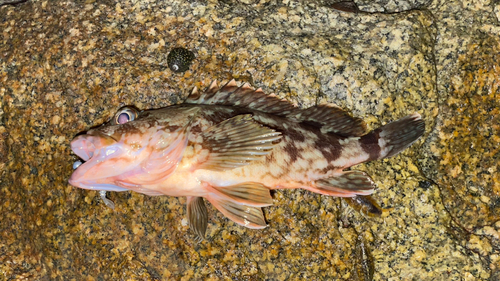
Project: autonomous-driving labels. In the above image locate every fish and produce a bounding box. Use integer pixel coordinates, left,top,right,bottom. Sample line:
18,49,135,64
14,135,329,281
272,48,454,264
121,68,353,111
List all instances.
69,80,425,239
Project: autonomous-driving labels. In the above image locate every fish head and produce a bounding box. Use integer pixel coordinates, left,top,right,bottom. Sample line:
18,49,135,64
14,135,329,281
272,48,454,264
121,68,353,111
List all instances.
69,106,196,192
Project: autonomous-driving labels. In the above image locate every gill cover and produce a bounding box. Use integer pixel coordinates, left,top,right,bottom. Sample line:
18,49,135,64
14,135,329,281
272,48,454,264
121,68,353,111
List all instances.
114,126,189,186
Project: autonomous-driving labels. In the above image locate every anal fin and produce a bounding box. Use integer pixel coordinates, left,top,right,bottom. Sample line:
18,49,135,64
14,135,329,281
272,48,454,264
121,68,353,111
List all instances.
187,196,208,240
313,171,375,197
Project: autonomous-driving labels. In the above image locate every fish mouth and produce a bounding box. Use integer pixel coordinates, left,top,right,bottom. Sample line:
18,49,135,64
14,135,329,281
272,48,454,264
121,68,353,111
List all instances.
69,126,189,191
69,132,129,191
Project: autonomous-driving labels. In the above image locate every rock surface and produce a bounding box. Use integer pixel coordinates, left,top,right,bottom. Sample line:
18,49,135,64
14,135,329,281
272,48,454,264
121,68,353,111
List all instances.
0,0,498,279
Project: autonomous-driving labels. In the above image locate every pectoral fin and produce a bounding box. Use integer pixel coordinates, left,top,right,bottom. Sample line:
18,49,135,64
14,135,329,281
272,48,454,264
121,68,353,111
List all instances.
99,190,115,209
187,196,208,240
198,114,282,171
313,171,375,197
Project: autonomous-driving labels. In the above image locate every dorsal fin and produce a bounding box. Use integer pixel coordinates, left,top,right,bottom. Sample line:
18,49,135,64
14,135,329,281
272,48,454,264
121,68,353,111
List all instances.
289,105,367,137
185,80,296,116
186,80,366,137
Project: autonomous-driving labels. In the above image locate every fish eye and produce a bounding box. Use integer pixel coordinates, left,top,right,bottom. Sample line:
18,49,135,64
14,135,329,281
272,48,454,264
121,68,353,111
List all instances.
113,107,138,125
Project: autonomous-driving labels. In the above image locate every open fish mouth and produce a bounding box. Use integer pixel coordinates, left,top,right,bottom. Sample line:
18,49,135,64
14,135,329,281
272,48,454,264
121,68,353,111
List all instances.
68,133,132,191
69,124,190,191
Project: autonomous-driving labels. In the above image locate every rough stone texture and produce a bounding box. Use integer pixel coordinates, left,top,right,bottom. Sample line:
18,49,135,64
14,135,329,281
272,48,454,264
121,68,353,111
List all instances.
0,0,498,280
355,0,430,13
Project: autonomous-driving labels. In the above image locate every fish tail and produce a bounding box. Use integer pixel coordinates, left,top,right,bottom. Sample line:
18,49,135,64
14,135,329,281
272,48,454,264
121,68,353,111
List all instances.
361,113,425,161
312,114,424,198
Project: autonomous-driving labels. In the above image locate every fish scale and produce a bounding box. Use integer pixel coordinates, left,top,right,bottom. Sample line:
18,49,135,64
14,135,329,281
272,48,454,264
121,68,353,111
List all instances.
69,80,425,239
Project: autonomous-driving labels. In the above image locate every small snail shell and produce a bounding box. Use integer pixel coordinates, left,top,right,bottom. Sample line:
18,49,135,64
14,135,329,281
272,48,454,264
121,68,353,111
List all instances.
167,47,195,73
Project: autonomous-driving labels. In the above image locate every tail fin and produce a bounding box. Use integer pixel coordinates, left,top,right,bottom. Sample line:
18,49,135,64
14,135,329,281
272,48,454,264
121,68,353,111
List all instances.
362,113,425,160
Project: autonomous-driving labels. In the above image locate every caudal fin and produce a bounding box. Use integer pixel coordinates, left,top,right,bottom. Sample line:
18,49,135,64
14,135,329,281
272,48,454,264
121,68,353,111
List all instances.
363,113,425,160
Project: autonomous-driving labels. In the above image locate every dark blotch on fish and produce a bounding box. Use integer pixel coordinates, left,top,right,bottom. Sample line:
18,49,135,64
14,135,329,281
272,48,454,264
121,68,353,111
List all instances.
359,131,381,162
315,137,341,163
167,47,195,73
283,143,300,163
300,120,323,129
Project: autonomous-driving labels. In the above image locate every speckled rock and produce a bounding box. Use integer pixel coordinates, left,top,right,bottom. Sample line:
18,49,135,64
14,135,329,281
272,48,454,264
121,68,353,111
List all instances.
355,0,429,13
0,0,498,280
419,0,500,277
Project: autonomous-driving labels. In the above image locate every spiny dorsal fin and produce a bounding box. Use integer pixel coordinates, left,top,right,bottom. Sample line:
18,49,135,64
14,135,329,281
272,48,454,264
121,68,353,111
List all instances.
185,80,296,115
187,80,366,137
288,105,367,137
187,80,221,105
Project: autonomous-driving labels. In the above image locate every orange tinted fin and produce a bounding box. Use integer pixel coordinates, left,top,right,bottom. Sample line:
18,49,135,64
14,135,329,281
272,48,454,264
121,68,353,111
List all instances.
206,182,273,207
206,197,268,229
187,196,208,240
204,182,273,229
198,114,282,171
312,171,375,197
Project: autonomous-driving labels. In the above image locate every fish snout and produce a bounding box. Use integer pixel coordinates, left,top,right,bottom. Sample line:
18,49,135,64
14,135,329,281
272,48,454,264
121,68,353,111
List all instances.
71,134,116,161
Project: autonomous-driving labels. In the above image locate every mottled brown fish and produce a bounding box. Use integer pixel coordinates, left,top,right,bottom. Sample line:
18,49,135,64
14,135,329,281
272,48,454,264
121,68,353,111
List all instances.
69,80,425,239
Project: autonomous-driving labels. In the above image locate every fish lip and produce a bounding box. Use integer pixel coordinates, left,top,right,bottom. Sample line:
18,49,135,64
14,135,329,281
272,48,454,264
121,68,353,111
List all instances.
68,176,83,189
68,159,93,189
70,131,117,161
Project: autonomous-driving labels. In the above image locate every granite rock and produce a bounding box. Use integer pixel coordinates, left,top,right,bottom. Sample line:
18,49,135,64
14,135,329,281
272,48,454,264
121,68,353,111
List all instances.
0,0,498,280
355,0,430,13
